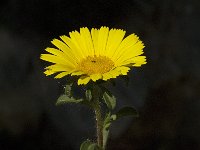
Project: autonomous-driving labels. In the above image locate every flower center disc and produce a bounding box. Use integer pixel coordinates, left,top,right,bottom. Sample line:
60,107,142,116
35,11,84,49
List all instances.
78,56,114,75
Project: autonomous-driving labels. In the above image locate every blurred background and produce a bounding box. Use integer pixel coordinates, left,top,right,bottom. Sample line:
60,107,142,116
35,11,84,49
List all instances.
0,0,200,149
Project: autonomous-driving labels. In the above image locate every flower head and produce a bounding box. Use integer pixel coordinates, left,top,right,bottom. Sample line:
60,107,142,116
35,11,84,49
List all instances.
40,26,147,85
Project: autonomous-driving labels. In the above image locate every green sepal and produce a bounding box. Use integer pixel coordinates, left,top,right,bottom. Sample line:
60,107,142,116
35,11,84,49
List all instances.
64,83,73,97
85,90,92,101
102,92,116,110
56,95,83,105
114,106,139,120
80,140,101,150
110,114,117,120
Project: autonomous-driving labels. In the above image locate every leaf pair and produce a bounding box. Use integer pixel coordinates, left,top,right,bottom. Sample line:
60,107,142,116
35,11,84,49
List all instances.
102,106,139,149
56,84,93,107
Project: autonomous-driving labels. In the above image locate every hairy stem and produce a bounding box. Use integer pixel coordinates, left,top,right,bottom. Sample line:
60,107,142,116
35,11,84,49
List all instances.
92,85,103,147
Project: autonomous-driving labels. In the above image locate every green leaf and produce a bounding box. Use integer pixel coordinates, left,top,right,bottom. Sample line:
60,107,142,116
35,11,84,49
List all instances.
56,95,83,105
80,140,101,150
85,90,92,101
115,106,139,120
102,92,116,110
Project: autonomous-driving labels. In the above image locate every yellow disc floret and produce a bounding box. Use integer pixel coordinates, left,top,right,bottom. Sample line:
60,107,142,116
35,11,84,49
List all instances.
77,55,114,75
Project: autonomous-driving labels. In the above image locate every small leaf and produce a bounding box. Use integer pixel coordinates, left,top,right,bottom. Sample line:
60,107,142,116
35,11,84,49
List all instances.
115,106,139,120
103,129,109,149
88,143,101,150
110,114,117,121
80,140,93,150
85,90,92,101
56,95,83,105
102,92,116,110
80,140,101,150
103,112,112,149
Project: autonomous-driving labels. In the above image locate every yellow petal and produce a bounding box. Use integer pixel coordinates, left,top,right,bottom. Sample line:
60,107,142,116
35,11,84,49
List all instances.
115,66,130,75
45,64,72,72
90,74,102,81
45,48,76,67
44,70,55,76
69,30,88,57
60,35,83,61
78,76,91,85
54,72,70,78
102,69,120,81
102,72,112,81
106,29,126,57
91,28,99,56
45,47,63,56
112,33,139,61
115,41,145,66
118,56,147,67
40,54,68,65
98,26,109,56
132,56,147,67
80,27,94,56
51,39,78,64
71,71,85,76
109,69,120,78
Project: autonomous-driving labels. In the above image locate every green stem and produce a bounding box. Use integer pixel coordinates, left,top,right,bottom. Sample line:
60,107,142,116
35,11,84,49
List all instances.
92,85,103,147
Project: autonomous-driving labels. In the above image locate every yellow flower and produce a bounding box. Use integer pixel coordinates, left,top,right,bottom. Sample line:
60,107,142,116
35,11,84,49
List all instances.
40,26,147,85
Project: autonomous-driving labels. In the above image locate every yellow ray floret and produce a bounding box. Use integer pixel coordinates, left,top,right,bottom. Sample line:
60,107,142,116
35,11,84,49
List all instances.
40,26,147,85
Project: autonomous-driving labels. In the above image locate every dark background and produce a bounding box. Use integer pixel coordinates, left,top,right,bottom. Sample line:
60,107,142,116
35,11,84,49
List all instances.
0,0,200,150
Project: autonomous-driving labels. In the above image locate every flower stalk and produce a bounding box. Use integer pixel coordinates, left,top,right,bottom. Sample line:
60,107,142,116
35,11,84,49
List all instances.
92,85,103,147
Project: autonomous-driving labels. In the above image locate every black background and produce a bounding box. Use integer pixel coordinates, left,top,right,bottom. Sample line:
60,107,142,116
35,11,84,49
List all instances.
0,0,200,150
